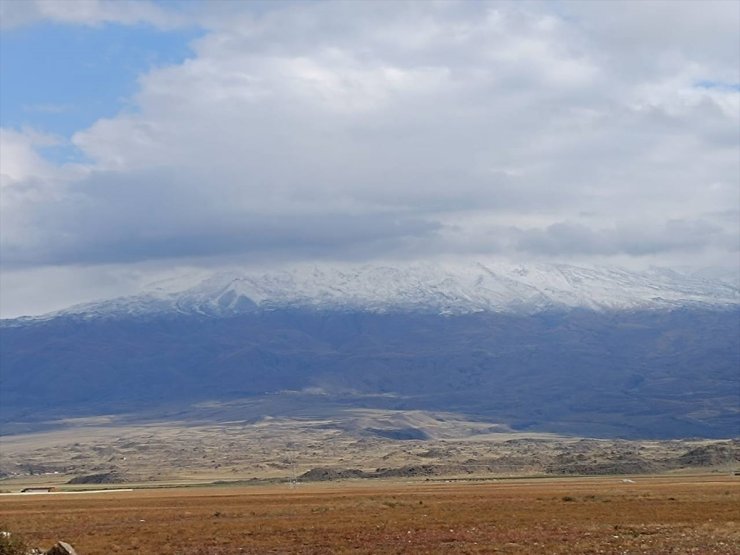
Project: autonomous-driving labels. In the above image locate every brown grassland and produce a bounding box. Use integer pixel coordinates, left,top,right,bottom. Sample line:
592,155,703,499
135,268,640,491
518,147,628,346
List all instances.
1,474,738,554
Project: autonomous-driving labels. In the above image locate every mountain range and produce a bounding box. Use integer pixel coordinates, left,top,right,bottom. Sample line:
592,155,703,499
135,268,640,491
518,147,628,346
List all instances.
1,261,738,439
13,260,739,321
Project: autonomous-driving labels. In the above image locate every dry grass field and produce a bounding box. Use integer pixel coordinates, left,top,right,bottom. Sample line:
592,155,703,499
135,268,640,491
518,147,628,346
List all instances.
1,475,738,554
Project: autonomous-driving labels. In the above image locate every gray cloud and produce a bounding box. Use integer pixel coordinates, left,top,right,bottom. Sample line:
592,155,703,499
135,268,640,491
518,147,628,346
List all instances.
1,1,738,281
512,220,737,257
2,169,440,267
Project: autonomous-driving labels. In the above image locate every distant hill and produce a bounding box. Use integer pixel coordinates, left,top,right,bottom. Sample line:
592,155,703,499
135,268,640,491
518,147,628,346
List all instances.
1,262,738,439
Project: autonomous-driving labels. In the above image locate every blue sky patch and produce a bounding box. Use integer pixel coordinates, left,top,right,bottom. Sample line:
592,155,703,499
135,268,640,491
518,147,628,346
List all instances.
0,21,202,140
693,80,740,92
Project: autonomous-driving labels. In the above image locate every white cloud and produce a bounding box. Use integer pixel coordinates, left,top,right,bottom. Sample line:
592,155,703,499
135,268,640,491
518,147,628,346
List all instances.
0,128,56,184
1,1,738,315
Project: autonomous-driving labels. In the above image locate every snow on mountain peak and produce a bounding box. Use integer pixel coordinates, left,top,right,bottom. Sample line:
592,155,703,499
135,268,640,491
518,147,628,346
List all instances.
16,260,740,321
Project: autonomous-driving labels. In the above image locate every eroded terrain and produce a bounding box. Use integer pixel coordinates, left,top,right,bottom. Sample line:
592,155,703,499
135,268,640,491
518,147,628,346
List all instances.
1,409,737,487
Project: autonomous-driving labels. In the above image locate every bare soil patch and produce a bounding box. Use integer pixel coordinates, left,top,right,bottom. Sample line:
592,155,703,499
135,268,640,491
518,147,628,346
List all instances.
1,475,738,554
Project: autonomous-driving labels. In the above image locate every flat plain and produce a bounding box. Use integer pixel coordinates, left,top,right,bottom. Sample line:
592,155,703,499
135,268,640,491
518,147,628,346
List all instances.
1,475,738,554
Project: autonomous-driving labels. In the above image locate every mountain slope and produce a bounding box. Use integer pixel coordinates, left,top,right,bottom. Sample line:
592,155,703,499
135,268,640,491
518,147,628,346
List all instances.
2,306,738,438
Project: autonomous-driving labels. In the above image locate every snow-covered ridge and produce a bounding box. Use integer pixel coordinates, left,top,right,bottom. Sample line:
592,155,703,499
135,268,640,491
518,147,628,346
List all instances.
12,261,740,322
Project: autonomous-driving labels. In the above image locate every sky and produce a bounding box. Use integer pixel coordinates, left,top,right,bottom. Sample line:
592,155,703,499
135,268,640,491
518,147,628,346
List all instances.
1,0,739,317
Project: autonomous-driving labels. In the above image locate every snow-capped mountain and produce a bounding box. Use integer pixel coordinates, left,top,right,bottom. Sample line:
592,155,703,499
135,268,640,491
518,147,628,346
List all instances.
3,260,738,439
19,261,740,321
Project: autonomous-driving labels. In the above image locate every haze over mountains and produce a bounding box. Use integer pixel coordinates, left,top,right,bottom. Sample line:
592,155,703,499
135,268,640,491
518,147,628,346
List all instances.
2,261,738,440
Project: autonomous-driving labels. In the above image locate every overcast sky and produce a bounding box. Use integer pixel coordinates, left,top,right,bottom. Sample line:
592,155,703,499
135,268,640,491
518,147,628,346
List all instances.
1,0,738,317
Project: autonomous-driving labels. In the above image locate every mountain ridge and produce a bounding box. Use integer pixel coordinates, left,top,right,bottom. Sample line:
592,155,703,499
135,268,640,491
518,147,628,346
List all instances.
6,261,739,324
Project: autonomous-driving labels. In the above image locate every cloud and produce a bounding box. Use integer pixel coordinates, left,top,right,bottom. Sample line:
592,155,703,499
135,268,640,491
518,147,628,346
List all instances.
513,220,738,257
1,0,738,280
0,128,58,184
2,166,440,266
0,0,185,30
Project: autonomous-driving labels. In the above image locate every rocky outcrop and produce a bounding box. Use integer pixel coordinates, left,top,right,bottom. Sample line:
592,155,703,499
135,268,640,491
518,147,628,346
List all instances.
299,464,475,481
299,467,368,481
677,441,740,467
0,532,78,555
67,471,126,485
44,542,78,555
